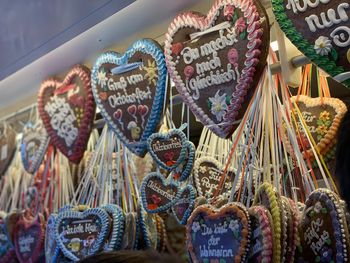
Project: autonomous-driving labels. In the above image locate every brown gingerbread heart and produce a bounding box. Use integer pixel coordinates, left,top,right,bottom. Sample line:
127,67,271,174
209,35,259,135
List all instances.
288,95,347,159
297,189,350,262
193,156,236,200
186,203,250,263
164,0,269,138
38,64,95,164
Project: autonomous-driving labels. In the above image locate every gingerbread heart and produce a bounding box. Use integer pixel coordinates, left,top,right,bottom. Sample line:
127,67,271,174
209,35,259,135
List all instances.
55,207,111,261
140,172,180,213
164,0,269,138
102,204,125,251
170,141,196,182
38,64,96,164
288,95,347,158
91,39,167,157
0,213,14,261
45,214,59,263
0,124,16,177
186,203,251,263
193,156,236,199
253,182,284,263
272,0,350,87
147,129,188,171
247,206,273,263
138,207,158,249
21,120,49,174
172,185,196,225
297,189,350,262
13,213,45,263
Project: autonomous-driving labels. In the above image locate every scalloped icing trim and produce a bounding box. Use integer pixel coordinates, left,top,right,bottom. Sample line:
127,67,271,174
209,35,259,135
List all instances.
271,0,350,87
164,0,268,138
186,203,251,263
55,208,111,261
253,182,282,263
91,39,167,157
38,64,95,164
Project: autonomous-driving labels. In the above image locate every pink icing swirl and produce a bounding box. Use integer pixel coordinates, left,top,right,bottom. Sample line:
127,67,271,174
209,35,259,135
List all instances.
227,48,238,66
235,17,246,34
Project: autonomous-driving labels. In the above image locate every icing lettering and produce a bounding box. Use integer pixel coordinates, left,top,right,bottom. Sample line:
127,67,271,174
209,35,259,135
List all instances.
287,0,331,14
188,63,239,100
304,217,330,255
62,221,98,236
147,180,176,200
151,137,182,152
44,96,78,147
18,235,34,253
305,3,349,32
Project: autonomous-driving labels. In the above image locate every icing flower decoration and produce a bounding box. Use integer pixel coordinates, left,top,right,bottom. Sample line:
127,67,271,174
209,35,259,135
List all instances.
314,36,333,56
227,48,239,66
313,201,323,213
316,124,328,135
184,65,195,80
198,165,207,173
171,42,184,55
192,222,200,233
143,60,158,86
320,246,333,262
224,5,235,21
97,69,108,88
208,90,228,122
235,17,246,34
319,111,330,121
99,92,107,101
229,219,239,232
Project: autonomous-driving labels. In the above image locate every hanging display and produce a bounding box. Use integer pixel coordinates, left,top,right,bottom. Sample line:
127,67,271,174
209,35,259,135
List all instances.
91,38,167,157
272,0,350,87
38,64,96,164
164,0,270,138
0,124,16,177
20,120,49,174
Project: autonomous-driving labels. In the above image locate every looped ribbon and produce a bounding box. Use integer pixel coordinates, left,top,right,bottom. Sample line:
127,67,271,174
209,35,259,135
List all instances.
111,62,143,75
190,21,231,41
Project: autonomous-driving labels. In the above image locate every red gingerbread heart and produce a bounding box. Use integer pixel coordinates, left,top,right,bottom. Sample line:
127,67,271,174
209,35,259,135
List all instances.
38,65,96,164
13,213,46,263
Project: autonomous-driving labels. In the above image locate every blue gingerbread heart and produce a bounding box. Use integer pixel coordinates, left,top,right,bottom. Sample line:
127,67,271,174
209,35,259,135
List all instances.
91,39,167,156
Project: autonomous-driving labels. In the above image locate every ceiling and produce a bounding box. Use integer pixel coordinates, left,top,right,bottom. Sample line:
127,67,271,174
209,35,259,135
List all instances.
0,0,207,119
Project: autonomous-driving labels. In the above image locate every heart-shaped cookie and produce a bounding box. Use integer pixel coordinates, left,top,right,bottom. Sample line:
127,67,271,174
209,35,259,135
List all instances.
140,172,180,213
272,0,350,87
102,204,125,251
91,39,167,157
253,182,284,263
172,185,196,225
297,189,350,262
0,213,14,261
164,0,269,138
193,156,236,199
170,141,196,181
288,95,347,158
186,203,251,263
147,129,188,171
55,207,111,261
0,124,16,177
21,120,49,174
138,206,158,249
45,214,59,263
247,206,273,263
13,213,45,263
38,64,96,164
